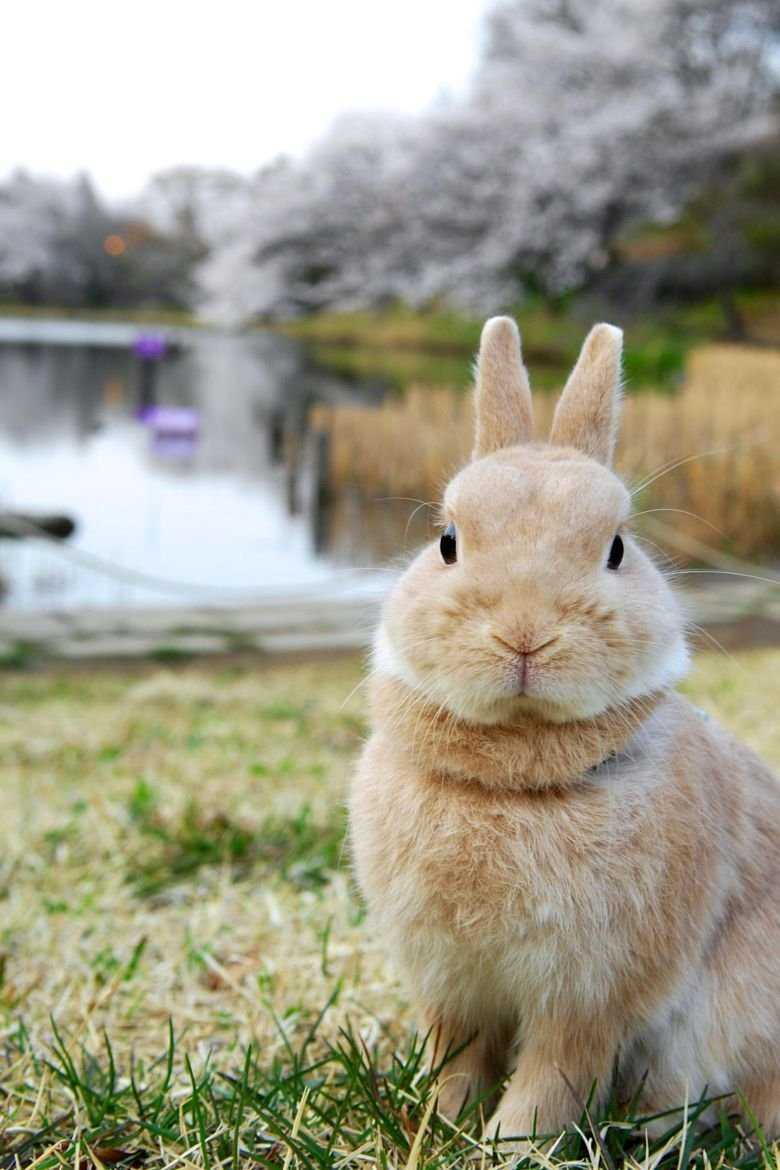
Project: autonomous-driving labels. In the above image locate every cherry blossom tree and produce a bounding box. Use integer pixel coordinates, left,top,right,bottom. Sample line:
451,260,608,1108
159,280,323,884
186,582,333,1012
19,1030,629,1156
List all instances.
197,0,778,320
5,0,777,319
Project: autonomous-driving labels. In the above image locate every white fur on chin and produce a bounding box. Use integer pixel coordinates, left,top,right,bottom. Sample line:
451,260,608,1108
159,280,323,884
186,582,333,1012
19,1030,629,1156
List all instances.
373,622,691,726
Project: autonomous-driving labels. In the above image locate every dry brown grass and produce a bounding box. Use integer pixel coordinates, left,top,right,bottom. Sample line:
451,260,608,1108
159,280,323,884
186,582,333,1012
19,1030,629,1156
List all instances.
0,661,389,1073
311,386,473,504
311,344,780,563
621,346,780,557
0,650,778,1167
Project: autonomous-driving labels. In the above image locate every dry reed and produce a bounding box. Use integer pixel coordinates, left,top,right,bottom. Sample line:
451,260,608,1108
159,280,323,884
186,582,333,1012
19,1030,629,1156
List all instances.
310,345,780,562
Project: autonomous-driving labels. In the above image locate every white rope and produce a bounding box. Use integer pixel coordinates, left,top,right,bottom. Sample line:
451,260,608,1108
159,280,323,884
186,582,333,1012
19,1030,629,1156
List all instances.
0,514,385,601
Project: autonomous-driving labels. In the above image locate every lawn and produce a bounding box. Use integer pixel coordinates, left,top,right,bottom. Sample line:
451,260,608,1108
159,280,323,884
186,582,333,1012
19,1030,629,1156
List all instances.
0,649,778,1169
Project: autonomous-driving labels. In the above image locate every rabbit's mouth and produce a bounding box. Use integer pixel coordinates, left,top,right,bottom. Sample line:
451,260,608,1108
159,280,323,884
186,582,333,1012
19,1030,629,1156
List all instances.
513,654,530,693
494,646,608,721
510,653,541,697
494,634,559,698
496,654,564,714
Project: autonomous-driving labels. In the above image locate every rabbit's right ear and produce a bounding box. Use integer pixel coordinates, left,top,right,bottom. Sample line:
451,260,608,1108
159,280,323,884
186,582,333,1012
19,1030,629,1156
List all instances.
472,317,534,460
549,324,623,465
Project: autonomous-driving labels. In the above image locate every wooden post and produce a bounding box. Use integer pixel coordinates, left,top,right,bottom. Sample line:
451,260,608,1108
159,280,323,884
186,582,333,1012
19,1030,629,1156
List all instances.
311,429,332,554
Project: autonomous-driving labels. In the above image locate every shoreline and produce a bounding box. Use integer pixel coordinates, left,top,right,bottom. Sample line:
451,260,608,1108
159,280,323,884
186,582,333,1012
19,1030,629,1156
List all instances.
1,576,778,667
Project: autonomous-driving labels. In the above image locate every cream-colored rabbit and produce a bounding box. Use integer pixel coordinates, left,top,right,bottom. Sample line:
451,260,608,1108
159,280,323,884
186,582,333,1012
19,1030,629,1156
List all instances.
349,317,780,1148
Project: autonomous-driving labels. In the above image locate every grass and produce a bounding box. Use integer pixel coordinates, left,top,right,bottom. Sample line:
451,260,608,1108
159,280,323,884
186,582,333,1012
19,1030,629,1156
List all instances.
0,640,42,670
275,292,780,393
0,302,199,327
276,303,611,393
0,650,778,1167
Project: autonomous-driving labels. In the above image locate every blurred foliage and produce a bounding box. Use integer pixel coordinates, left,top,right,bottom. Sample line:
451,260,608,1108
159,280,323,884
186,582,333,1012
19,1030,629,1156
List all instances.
4,2,779,329
276,132,780,397
278,286,778,397
2,133,778,395
0,172,201,313
603,137,780,332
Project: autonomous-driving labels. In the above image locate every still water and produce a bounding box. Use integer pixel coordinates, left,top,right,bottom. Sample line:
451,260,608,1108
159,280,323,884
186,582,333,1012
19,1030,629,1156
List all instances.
0,319,390,609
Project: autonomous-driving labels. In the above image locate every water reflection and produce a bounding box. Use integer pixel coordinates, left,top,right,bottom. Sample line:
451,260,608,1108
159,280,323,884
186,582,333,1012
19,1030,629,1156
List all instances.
0,323,393,609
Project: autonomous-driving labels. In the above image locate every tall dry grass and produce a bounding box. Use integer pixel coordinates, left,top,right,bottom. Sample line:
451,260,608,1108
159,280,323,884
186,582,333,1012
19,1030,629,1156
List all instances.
310,344,780,564
311,385,473,503
621,346,780,558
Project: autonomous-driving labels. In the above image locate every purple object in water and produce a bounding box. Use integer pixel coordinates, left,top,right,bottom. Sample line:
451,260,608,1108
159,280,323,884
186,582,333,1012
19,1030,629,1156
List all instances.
151,433,198,460
133,332,167,361
139,405,200,459
141,405,200,435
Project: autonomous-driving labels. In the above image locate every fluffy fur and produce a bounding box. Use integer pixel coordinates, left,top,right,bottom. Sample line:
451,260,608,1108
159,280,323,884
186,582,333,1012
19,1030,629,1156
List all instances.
349,318,780,1148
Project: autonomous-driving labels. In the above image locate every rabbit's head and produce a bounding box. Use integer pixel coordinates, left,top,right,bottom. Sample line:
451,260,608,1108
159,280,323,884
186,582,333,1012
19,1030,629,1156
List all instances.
375,318,690,725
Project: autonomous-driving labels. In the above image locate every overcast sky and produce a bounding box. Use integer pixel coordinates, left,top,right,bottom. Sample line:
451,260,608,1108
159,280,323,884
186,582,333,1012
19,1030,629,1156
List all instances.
3,0,489,201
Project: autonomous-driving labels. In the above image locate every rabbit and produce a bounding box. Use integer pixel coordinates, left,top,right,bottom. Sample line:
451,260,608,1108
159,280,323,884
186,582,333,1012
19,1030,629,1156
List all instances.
348,317,780,1151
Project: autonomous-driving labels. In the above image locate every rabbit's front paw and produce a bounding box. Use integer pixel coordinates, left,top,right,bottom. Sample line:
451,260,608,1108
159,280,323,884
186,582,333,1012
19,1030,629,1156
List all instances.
481,1111,548,1165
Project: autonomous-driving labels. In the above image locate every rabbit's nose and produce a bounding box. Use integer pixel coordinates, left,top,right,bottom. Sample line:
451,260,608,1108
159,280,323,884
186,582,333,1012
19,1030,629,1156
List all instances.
515,634,558,657
528,634,559,656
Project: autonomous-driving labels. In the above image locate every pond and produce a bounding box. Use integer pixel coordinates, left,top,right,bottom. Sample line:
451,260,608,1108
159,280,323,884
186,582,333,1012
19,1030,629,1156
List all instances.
0,318,398,610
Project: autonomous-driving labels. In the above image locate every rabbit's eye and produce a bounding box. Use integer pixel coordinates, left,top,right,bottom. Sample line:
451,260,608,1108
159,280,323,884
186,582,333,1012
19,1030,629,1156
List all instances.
607,534,624,570
440,522,457,565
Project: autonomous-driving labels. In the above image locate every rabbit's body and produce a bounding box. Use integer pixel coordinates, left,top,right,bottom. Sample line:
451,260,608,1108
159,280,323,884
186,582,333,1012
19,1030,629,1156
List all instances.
349,319,780,1143
352,680,780,1135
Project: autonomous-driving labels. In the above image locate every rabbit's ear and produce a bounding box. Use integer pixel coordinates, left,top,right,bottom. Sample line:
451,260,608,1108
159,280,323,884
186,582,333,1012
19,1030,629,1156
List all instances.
549,324,623,466
472,316,534,460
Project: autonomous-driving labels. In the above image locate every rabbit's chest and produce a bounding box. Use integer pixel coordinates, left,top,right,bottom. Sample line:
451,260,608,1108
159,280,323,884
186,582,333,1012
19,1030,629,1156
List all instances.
408,791,601,933
353,752,619,945
350,739,651,1018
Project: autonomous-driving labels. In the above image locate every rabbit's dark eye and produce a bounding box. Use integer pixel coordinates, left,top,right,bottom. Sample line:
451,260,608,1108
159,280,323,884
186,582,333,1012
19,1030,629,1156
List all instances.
607,534,624,570
440,522,457,565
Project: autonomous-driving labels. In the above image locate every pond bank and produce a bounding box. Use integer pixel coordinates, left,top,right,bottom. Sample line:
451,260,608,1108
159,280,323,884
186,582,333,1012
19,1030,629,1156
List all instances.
0,589,386,667
0,576,778,666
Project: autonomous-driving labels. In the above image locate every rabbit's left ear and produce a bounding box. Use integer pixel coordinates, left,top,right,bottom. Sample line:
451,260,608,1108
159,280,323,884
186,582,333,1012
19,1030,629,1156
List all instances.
472,316,534,460
549,324,623,466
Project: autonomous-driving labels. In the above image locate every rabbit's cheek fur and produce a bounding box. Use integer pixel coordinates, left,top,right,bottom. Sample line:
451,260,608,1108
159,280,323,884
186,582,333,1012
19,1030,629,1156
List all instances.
378,541,690,724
